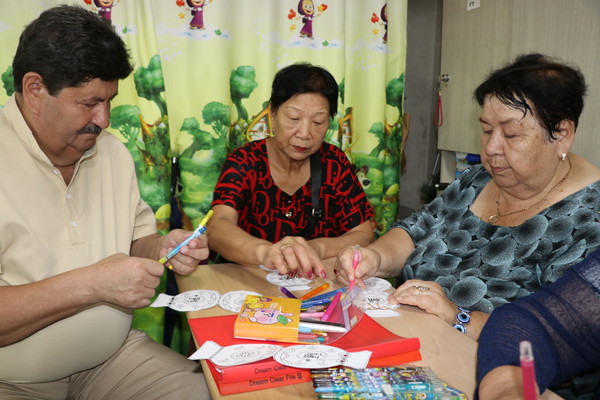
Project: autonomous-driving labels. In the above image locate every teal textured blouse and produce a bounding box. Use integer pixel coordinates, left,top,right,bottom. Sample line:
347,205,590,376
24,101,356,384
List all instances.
393,165,600,312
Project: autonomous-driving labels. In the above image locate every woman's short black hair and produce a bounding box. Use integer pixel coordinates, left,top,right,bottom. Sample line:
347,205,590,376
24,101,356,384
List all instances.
12,4,133,95
269,63,338,119
474,53,587,140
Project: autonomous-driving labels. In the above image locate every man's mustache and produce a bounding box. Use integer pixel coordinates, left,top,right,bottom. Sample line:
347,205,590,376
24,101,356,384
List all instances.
77,124,102,135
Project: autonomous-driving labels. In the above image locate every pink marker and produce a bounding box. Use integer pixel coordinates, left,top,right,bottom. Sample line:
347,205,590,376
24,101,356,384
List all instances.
349,245,360,290
299,312,325,319
321,291,342,322
520,340,537,400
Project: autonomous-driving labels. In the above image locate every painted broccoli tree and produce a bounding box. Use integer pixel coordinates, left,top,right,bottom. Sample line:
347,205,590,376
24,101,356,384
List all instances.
378,72,405,233
325,78,345,149
178,101,230,226
135,55,168,116
109,104,144,172
229,65,258,151
120,54,181,352
131,54,171,228
359,73,404,234
1,65,15,97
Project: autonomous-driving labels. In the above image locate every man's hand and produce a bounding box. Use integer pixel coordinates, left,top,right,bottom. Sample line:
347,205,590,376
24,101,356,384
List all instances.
91,253,164,308
159,230,209,275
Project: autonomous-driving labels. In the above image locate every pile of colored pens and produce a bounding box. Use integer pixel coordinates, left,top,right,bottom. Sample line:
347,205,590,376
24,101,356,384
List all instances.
310,367,467,400
288,284,350,343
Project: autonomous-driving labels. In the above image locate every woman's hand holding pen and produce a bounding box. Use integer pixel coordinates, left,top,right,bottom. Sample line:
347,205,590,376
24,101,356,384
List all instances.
333,245,381,287
258,237,326,279
159,229,209,275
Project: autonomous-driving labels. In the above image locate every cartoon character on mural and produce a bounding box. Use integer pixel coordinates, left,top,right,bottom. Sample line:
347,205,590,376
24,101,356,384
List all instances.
92,0,115,21
186,0,207,30
381,4,388,43
370,3,388,44
287,0,328,39
298,0,316,38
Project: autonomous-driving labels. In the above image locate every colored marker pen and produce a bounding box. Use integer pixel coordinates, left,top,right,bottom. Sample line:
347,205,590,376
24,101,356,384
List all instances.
520,340,537,400
349,245,360,290
280,286,297,299
300,311,325,319
300,282,331,300
159,210,213,268
321,291,342,322
301,288,346,308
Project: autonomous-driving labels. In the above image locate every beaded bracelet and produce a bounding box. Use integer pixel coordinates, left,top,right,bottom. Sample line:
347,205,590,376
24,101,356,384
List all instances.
452,307,471,334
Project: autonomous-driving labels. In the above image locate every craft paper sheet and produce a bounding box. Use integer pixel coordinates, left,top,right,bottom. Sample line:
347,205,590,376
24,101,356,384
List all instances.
150,289,219,311
190,341,372,370
274,345,371,369
150,290,263,312
362,289,401,318
218,290,261,312
362,277,393,291
265,271,311,290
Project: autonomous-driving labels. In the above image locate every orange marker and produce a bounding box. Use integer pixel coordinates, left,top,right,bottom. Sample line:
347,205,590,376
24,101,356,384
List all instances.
300,282,331,300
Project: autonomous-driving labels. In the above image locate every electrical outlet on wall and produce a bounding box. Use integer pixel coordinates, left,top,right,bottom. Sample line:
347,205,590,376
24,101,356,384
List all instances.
466,0,480,11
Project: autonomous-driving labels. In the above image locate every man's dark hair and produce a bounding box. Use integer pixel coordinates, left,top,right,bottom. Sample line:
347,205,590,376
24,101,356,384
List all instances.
474,53,587,140
12,4,133,95
270,63,339,119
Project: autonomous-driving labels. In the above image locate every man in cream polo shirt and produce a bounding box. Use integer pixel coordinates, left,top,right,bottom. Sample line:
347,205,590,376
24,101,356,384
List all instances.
0,5,210,399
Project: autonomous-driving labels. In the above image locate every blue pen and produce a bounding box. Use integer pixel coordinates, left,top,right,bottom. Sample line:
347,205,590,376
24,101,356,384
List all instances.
159,210,213,267
301,288,346,308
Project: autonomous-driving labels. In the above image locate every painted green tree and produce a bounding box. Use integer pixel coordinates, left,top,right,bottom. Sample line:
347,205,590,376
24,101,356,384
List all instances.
229,65,258,151
120,55,188,354
178,101,230,226
1,66,14,97
357,73,404,234
110,104,144,172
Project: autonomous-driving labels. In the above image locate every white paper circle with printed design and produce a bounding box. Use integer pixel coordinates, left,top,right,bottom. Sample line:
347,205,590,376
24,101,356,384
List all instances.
273,345,371,369
362,277,393,291
362,289,401,318
210,343,282,367
168,289,220,312
265,271,312,287
218,290,261,312
362,290,399,310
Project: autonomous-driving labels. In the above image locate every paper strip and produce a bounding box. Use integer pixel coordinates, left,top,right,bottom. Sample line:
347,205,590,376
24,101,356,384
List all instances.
189,340,282,366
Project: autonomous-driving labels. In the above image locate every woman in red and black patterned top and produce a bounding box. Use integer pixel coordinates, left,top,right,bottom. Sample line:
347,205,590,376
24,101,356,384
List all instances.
207,63,375,280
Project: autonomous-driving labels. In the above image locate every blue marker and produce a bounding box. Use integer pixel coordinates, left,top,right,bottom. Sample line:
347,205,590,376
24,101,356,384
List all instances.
159,210,213,267
301,288,347,308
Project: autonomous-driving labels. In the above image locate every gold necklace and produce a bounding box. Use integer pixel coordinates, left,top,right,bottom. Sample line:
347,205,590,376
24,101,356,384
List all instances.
488,159,571,223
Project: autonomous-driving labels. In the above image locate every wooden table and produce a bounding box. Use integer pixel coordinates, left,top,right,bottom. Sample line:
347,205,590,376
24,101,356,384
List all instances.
177,263,559,399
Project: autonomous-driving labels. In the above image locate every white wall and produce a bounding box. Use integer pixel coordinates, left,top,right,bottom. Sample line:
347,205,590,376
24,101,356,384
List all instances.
399,0,443,213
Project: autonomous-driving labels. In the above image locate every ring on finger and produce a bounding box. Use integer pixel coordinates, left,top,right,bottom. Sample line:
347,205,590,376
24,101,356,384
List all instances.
414,285,429,293
280,243,293,252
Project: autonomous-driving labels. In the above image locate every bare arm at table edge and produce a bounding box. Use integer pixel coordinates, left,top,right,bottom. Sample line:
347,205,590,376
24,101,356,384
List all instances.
207,204,374,278
0,253,164,347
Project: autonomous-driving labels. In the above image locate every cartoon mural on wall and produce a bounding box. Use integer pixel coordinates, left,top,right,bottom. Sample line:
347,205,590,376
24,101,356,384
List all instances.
370,4,388,43
186,0,208,30
0,0,407,355
288,0,328,39
90,0,116,21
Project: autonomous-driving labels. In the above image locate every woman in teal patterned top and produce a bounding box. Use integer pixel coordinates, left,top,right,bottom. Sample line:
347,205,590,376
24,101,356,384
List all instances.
335,53,600,341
